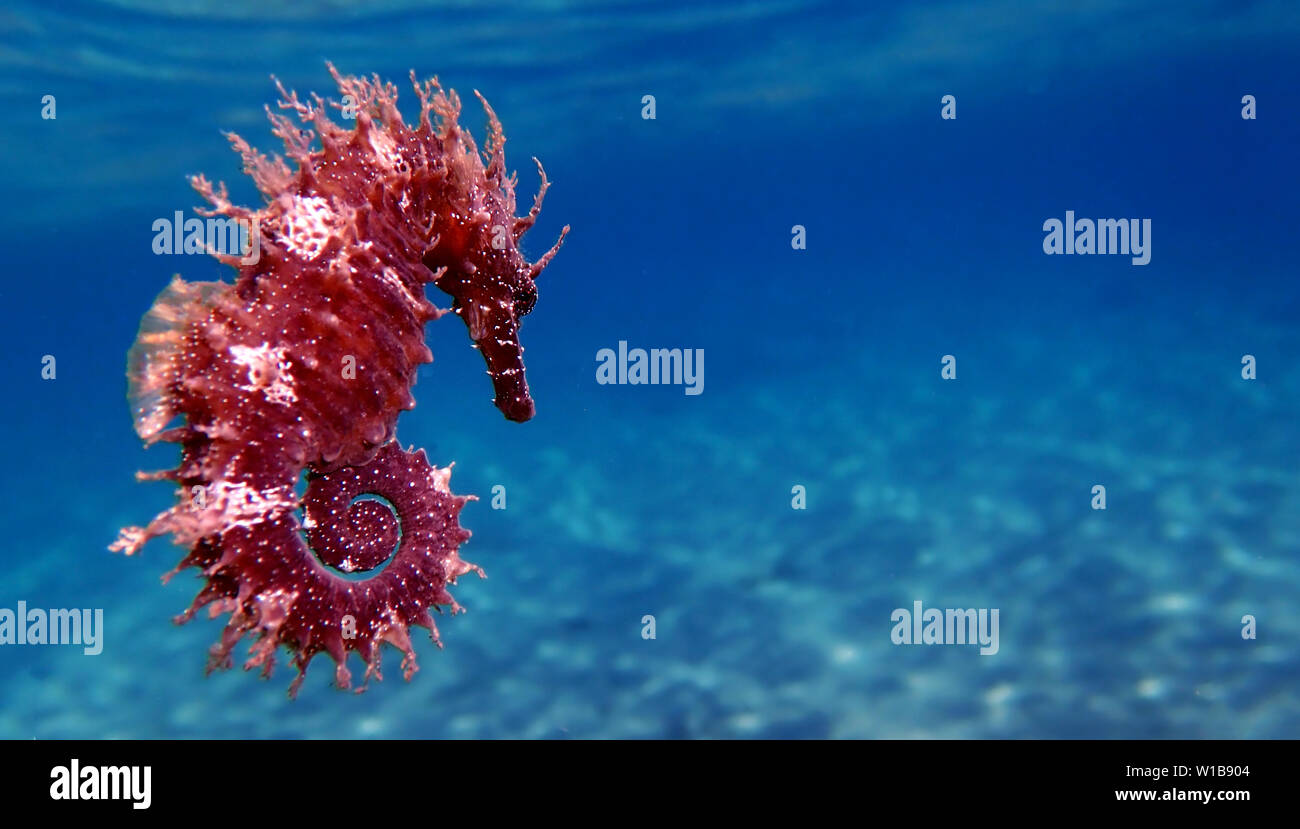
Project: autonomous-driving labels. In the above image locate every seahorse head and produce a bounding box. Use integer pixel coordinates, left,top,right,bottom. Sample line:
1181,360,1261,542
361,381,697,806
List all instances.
420,90,567,422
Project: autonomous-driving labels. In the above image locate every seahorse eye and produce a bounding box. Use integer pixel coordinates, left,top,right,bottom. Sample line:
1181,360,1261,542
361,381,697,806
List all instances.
514,283,537,316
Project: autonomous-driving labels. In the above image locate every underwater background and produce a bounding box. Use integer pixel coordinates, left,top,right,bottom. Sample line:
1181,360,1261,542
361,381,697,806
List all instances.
1,0,1298,738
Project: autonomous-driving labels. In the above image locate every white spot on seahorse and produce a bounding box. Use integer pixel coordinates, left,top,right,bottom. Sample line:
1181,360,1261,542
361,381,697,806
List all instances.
230,343,297,405
279,195,343,261
204,481,297,531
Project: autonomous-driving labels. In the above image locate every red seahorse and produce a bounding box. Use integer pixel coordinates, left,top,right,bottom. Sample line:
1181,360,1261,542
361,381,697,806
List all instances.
111,66,567,697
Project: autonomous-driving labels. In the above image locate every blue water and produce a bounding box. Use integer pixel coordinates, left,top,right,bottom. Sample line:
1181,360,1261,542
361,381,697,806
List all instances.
1,0,1298,738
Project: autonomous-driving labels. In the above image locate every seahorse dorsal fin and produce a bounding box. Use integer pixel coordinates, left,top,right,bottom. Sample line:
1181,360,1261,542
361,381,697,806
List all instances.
127,276,228,443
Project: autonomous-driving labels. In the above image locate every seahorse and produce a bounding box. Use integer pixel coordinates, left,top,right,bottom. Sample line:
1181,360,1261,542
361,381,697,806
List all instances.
111,66,567,697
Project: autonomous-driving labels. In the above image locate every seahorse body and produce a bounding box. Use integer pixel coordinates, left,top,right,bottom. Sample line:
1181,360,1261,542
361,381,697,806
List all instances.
112,67,567,696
